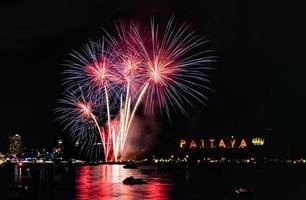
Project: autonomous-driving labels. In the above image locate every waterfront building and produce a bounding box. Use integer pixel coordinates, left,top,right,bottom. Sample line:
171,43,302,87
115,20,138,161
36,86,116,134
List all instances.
53,139,64,156
8,134,22,158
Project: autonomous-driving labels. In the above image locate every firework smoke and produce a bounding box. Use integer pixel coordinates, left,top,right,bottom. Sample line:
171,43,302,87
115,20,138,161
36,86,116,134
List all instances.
121,115,159,160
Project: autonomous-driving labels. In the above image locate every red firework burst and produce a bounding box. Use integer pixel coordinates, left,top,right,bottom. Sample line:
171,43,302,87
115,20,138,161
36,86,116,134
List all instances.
76,101,92,119
84,56,115,88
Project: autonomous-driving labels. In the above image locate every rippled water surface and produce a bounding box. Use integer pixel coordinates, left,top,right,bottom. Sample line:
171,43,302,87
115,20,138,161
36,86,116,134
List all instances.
74,165,171,200
0,164,306,199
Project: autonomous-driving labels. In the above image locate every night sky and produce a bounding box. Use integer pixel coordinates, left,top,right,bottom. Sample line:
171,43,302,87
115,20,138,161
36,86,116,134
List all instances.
0,1,305,156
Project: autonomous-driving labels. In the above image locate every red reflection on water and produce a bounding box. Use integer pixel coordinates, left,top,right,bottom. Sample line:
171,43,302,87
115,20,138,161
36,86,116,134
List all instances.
75,165,170,200
145,179,169,200
75,166,90,200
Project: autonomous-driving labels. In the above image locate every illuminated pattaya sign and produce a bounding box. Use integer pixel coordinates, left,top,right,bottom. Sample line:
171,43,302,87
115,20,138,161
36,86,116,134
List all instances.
179,137,264,149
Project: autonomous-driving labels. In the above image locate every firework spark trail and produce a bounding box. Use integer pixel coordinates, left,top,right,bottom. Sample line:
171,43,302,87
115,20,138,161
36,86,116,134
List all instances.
57,18,215,161
88,108,106,157
104,85,112,160
121,82,149,152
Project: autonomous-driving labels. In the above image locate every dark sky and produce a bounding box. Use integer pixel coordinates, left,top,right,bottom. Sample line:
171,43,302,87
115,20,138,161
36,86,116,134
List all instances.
0,1,305,155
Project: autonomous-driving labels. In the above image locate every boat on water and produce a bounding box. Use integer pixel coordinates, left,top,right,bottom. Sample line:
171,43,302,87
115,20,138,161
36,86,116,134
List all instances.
123,176,146,185
123,163,139,169
234,187,254,197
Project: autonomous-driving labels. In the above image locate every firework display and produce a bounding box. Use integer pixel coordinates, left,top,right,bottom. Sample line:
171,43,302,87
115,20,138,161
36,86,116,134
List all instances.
57,18,215,161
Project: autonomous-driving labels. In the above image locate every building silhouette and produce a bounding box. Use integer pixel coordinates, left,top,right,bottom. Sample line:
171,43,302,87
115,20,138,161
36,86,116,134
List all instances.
8,134,22,157
53,139,64,156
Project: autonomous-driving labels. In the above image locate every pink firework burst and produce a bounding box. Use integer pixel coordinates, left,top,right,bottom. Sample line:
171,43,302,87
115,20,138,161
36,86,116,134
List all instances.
57,17,215,161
